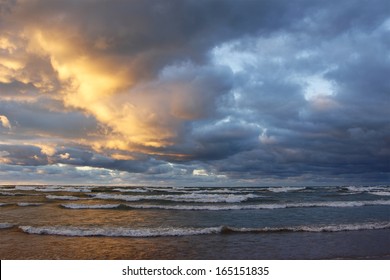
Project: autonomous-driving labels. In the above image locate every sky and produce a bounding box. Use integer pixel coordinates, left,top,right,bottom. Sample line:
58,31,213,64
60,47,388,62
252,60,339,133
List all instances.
0,0,389,186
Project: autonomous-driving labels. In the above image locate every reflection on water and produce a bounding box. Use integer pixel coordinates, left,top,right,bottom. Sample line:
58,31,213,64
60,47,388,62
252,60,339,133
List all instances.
1,228,390,259
1,185,390,259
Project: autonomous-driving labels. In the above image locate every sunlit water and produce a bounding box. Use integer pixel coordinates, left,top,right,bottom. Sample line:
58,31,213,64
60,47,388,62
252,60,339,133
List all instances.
1,185,389,259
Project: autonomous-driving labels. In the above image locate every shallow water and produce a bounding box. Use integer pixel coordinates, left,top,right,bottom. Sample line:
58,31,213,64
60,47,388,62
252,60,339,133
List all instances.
0,185,389,259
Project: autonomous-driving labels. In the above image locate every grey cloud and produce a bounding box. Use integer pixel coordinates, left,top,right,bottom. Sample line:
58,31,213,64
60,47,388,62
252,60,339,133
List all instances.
9,0,314,80
0,144,47,166
0,100,100,139
1,0,389,185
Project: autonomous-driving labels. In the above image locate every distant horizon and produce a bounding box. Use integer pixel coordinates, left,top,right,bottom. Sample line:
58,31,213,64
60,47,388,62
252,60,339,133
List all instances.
1,182,389,188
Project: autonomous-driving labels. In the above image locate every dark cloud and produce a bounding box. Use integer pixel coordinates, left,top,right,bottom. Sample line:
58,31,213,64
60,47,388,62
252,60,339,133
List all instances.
9,0,314,80
0,0,389,185
0,100,100,139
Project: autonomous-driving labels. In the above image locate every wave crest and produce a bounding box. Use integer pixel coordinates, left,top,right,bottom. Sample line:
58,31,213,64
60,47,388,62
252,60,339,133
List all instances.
19,222,390,237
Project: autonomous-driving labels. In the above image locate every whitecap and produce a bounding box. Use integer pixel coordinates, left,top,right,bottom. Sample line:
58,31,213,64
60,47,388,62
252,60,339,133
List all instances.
19,225,222,237
113,188,149,193
0,223,14,229
35,186,92,193
0,192,16,196
61,203,121,209
124,199,390,211
18,221,390,237
15,186,37,191
17,202,43,207
369,191,390,196
46,195,83,200
90,193,258,203
267,187,307,193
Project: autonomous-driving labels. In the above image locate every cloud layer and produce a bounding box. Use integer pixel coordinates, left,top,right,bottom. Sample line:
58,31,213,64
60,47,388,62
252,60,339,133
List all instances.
0,0,389,185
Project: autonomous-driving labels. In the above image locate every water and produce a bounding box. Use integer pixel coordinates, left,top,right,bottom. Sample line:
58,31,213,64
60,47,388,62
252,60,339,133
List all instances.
0,185,389,259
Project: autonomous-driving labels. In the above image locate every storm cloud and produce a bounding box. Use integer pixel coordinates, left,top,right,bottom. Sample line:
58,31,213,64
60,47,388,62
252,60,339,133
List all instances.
0,0,389,185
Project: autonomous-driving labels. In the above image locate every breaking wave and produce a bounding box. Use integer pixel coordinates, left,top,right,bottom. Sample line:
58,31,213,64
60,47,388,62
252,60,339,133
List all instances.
89,193,258,203
61,203,121,209
14,185,92,193
19,222,390,237
0,223,14,229
113,188,149,193
369,191,390,197
267,187,307,193
60,199,390,211
17,202,43,207
46,195,84,200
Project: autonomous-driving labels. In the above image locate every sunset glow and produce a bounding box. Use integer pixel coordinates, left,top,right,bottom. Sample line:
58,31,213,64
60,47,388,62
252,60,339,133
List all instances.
0,0,389,185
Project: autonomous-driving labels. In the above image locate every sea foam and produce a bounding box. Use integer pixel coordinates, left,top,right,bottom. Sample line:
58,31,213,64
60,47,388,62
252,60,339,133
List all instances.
17,202,43,207
60,199,390,211
19,221,390,237
0,223,14,229
89,193,258,203
46,195,84,200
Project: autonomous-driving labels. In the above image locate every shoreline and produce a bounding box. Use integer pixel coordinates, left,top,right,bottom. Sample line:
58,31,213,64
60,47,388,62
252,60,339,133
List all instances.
1,227,389,260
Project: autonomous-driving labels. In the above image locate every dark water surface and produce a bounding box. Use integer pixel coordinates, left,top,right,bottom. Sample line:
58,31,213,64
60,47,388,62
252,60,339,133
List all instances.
1,185,389,259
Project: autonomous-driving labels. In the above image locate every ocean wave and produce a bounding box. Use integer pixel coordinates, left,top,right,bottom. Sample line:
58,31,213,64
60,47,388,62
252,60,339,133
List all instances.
60,199,390,211
14,185,93,193
18,222,390,237
0,192,39,196
0,188,16,191
267,187,307,193
36,187,91,193
342,186,390,193
15,186,37,191
89,193,258,203
129,200,390,210
0,203,10,207
0,223,14,229
61,203,121,209
17,202,43,207
369,191,390,196
225,222,390,233
19,225,223,237
0,192,17,196
46,195,84,200
113,188,149,193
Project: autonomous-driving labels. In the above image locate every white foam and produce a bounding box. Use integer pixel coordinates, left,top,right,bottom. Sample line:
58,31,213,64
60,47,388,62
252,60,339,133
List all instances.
18,221,390,237
17,202,43,207
19,225,222,237
61,203,121,209
268,187,307,193
15,186,37,191
35,186,92,193
228,222,390,233
90,193,258,203
46,195,83,200
369,191,390,196
0,223,14,229
344,186,390,193
295,200,390,208
126,204,282,211
0,192,16,196
0,203,10,207
14,185,93,193
124,199,390,211
113,188,149,193
0,188,16,191
292,222,390,232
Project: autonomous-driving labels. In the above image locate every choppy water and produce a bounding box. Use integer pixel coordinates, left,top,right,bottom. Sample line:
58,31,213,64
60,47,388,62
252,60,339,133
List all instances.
0,185,389,259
